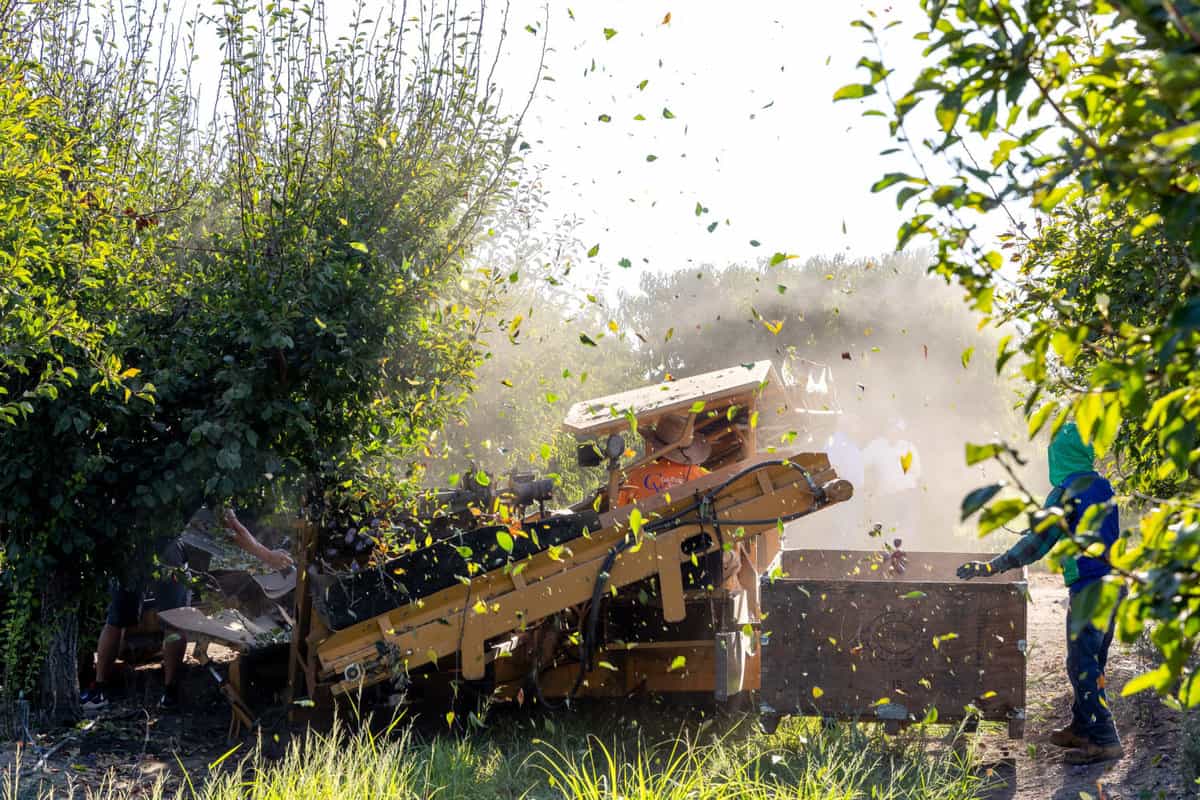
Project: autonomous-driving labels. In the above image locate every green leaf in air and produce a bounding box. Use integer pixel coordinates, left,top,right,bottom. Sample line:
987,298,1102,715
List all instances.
832,83,876,101
960,483,1004,521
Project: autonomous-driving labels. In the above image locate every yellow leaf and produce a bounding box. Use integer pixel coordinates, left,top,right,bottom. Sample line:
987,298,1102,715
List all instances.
762,319,784,335
668,655,686,671
608,320,618,333
812,686,824,698
662,11,671,24
900,451,913,474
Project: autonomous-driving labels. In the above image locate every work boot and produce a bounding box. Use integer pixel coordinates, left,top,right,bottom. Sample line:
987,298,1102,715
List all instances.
1064,741,1123,765
81,684,112,714
157,682,181,712
1049,725,1089,749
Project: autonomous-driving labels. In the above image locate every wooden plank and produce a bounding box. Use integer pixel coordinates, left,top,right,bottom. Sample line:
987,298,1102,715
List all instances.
779,549,1015,584
759,556,1027,730
286,521,315,706
157,607,276,651
563,361,779,437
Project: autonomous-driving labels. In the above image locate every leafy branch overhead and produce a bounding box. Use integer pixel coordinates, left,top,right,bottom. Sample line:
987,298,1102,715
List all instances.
840,1,1200,705
0,0,534,712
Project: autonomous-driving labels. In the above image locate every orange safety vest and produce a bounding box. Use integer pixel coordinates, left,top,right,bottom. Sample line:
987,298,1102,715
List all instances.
616,460,707,506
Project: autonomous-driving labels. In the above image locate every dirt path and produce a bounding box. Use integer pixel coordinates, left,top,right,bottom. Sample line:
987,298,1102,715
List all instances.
979,572,1192,800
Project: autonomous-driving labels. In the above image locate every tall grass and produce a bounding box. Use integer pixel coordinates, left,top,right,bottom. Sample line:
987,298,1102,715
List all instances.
5,713,995,800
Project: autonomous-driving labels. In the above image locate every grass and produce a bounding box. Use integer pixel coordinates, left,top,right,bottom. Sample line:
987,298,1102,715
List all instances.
4,707,997,800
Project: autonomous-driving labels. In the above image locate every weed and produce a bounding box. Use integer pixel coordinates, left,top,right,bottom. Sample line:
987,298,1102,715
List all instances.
4,712,998,800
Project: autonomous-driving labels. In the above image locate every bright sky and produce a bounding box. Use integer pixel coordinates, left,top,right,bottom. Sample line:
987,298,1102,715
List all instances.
485,1,990,290
181,1,1011,294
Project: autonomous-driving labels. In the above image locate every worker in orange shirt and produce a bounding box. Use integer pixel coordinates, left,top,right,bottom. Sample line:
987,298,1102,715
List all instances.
616,414,711,506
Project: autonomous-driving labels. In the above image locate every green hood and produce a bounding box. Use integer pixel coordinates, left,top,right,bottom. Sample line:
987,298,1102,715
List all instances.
1048,422,1095,486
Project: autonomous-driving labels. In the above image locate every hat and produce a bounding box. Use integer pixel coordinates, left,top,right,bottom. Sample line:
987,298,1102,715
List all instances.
645,414,712,465
1048,421,1095,486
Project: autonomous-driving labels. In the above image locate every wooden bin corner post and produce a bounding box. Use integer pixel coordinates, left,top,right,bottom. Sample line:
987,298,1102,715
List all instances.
286,519,317,707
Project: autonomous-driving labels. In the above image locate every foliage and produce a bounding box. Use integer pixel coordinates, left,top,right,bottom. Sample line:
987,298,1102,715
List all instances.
1,712,991,800
0,0,189,715
839,0,1200,703
0,0,527,714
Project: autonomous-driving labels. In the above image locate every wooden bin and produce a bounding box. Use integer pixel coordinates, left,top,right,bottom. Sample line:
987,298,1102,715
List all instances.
759,550,1027,737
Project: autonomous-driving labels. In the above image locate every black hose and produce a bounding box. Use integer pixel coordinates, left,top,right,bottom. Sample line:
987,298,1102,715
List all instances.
564,459,830,702
567,537,631,701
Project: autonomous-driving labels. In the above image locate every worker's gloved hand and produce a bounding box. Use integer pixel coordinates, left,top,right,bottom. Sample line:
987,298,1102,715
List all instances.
956,560,995,580
263,548,295,572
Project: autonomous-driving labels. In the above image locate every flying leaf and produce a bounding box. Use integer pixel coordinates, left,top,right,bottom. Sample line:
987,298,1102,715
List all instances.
662,107,676,119
961,347,974,368
932,632,959,650
668,655,686,672
618,257,632,268
661,11,671,24
832,83,876,101
587,243,600,257
579,333,597,346
812,686,824,698
348,241,368,253
496,531,514,553
603,27,617,39
900,451,913,474
960,483,1004,520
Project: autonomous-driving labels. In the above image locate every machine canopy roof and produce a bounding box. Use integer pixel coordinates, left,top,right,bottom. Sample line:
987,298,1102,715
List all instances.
563,360,783,438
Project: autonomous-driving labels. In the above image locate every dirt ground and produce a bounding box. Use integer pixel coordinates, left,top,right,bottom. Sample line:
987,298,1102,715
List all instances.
978,572,1194,800
2,572,1195,799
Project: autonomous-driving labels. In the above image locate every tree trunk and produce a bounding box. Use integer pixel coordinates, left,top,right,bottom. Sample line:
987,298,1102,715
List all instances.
38,573,81,724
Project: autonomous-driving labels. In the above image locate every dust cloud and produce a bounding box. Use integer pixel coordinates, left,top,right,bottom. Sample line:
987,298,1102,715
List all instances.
448,251,1044,557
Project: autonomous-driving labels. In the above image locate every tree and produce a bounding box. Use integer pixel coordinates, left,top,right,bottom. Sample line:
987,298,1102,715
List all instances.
0,0,188,717
839,0,1200,704
0,0,532,717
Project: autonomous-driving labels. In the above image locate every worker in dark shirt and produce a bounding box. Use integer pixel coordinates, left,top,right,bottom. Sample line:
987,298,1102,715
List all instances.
957,422,1122,764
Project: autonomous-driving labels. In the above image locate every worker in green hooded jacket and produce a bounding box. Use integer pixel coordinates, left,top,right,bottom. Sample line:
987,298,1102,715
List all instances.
957,422,1122,764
